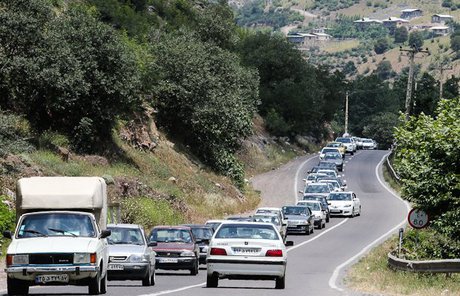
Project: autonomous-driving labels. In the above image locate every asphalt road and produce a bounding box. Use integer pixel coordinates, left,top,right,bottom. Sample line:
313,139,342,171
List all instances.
5,150,409,296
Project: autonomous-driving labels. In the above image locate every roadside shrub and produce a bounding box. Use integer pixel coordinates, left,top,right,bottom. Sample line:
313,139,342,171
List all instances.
121,197,184,230
38,130,70,150
0,113,35,156
403,228,460,259
0,196,15,233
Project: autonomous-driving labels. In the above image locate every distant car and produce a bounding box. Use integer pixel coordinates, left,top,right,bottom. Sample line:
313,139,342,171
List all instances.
255,207,287,226
352,137,364,150
322,152,344,171
318,161,339,171
327,192,361,217
362,138,376,149
205,219,226,232
296,200,326,229
317,169,340,179
148,226,199,275
206,222,287,289
319,147,341,160
251,213,287,242
301,195,330,222
107,224,156,286
226,216,253,222
301,182,334,198
282,205,314,235
326,142,346,158
303,173,327,185
335,137,356,154
318,179,342,192
182,224,214,265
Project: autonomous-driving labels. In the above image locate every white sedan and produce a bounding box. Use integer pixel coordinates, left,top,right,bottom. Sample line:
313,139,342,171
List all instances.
206,221,287,289
327,192,361,217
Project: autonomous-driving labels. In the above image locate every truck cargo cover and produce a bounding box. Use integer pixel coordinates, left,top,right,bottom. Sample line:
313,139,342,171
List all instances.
17,177,106,210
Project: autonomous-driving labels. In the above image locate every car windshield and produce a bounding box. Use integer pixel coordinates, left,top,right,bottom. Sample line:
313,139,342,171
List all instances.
324,153,341,160
328,193,352,201
322,148,337,153
215,224,279,240
318,171,336,178
252,215,280,226
299,202,320,211
149,228,192,243
321,180,339,188
18,213,96,238
327,143,340,147
282,206,308,216
191,227,213,240
336,137,351,143
108,227,144,245
305,184,329,193
364,139,373,143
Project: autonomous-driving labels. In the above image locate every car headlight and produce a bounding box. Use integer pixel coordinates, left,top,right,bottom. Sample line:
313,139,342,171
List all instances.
74,253,91,264
11,254,29,265
344,204,352,208
129,254,148,263
180,251,195,257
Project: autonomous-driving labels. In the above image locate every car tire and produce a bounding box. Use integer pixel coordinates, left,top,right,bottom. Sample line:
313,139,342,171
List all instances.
326,213,330,223
142,266,152,286
357,206,361,216
100,272,107,294
190,260,199,275
7,277,29,295
151,267,156,286
275,275,285,289
351,151,354,155
88,268,101,295
322,221,326,229
350,208,355,218
206,273,218,288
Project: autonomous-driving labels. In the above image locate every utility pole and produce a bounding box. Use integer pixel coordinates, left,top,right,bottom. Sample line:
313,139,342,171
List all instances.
344,91,349,135
400,45,429,120
439,64,453,101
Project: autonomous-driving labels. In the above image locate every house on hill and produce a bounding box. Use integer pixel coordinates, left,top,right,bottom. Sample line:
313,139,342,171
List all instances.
430,26,451,36
286,32,332,46
382,17,409,33
432,14,453,24
353,18,383,30
401,8,423,19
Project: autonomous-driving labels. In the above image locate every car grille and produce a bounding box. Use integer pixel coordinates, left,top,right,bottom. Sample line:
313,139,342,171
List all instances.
109,256,128,262
29,253,73,265
155,251,181,257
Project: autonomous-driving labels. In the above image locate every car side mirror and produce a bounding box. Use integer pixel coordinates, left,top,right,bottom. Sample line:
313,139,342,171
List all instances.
148,241,158,247
100,229,111,239
3,230,12,239
298,190,304,194
285,241,294,247
302,179,306,182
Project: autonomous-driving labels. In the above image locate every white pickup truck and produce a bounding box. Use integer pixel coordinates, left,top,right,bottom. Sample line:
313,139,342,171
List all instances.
3,177,111,295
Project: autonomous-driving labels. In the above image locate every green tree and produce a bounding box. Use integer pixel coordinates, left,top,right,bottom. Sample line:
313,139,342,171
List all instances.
362,112,398,149
374,60,394,80
394,97,460,255
451,35,460,51
153,31,259,185
443,76,460,99
374,37,389,54
413,72,439,116
408,31,424,48
394,26,408,43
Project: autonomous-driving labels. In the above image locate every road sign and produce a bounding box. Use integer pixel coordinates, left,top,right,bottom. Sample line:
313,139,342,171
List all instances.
408,208,429,229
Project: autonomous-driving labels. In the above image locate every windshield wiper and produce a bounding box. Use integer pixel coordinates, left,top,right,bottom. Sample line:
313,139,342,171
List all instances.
48,228,77,237
23,229,47,237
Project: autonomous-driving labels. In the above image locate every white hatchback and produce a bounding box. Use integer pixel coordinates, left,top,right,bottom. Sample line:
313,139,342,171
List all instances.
327,192,361,217
206,222,287,289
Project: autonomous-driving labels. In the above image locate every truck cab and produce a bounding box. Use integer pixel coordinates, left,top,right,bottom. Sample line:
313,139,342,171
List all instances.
3,177,111,295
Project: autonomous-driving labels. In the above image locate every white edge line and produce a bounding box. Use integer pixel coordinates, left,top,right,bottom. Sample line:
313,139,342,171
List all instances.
138,282,206,296
328,151,411,291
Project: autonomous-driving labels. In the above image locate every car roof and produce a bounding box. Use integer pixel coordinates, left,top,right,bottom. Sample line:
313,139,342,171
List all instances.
205,219,226,223
107,223,142,229
218,221,277,227
256,207,281,211
152,225,191,230
182,224,213,229
298,200,321,204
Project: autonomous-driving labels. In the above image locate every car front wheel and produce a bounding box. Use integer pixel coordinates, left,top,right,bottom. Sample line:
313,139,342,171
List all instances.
8,277,29,296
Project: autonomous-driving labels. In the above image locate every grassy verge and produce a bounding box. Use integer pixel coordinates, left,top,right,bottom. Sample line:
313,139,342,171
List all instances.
346,236,460,296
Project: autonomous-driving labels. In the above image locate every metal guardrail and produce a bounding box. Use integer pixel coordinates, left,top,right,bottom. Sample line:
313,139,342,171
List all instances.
388,251,460,273
384,150,401,184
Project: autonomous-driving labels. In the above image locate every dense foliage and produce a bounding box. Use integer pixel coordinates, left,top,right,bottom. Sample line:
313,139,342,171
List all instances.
0,113,35,156
0,195,15,233
330,15,388,40
313,0,360,11
394,97,460,255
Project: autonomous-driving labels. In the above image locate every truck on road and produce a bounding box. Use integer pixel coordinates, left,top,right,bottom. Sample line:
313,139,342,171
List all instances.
3,176,111,295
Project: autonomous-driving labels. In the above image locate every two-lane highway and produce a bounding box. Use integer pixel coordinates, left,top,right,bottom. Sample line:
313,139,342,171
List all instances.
10,150,409,296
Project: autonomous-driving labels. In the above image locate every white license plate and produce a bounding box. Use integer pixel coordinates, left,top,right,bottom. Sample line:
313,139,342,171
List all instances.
330,209,340,213
159,258,178,263
35,274,69,284
108,264,124,271
233,248,259,254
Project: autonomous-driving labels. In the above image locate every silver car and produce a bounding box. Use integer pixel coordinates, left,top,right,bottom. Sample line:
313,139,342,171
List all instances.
107,224,156,286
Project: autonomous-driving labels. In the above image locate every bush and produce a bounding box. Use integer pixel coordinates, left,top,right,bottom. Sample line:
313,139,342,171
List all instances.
121,197,184,230
403,228,460,259
38,130,70,150
0,196,15,233
0,113,35,156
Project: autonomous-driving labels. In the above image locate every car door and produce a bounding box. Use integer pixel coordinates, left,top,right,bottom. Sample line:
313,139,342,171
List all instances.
352,193,360,209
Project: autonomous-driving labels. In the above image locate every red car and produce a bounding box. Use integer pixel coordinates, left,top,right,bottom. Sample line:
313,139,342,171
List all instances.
148,226,199,275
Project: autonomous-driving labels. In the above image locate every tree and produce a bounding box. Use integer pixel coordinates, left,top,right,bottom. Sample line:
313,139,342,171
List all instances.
362,112,398,149
413,72,439,116
394,97,460,255
153,31,259,185
443,76,460,99
451,35,460,51
374,37,389,54
343,61,357,75
374,60,394,80
394,26,408,43
408,31,424,48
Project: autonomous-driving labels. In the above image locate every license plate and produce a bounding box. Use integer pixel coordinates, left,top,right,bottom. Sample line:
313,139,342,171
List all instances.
35,274,69,284
159,258,178,263
108,264,124,271
330,209,340,213
233,248,260,254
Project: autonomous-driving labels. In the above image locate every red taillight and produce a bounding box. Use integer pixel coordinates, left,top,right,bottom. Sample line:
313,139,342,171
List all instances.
90,253,97,264
6,255,12,266
210,248,227,256
266,249,283,257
